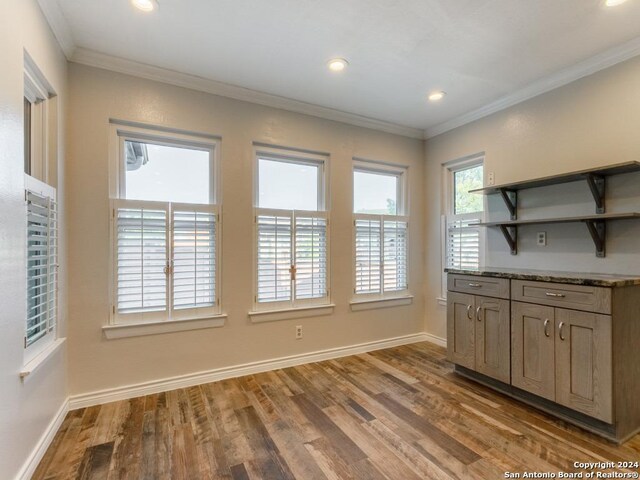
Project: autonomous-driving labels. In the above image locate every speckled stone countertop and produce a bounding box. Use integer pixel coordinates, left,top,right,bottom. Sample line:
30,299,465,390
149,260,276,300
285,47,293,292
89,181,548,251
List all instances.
445,267,640,288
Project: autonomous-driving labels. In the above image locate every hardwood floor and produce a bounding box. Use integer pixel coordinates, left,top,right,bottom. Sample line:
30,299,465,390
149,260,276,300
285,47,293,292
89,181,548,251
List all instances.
33,342,640,479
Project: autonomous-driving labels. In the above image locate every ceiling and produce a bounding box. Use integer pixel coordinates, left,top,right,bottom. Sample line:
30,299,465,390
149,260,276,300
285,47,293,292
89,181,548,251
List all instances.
42,0,640,137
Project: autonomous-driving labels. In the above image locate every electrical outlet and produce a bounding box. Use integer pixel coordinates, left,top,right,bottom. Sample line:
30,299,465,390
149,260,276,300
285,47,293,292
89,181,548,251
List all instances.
537,232,547,246
488,171,495,186
295,325,303,339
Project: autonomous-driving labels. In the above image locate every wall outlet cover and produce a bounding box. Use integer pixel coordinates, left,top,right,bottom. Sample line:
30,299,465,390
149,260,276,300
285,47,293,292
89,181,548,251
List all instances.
488,171,495,186
537,232,547,246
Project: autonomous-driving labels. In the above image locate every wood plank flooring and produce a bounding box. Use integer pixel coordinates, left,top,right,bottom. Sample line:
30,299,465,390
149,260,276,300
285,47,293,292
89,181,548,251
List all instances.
33,342,640,479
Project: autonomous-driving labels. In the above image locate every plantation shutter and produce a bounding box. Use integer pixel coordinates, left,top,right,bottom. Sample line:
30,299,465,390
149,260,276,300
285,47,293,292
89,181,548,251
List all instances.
294,215,327,300
256,214,292,303
446,216,481,270
26,189,57,346
115,202,168,316
354,218,382,294
172,206,217,312
383,220,408,292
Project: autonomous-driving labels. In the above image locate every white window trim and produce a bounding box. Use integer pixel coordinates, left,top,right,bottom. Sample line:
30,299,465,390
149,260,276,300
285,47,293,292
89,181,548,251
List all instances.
24,174,58,365
352,158,410,303
108,121,223,329
102,315,227,340
24,52,54,185
252,144,331,313
441,154,486,301
353,158,408,215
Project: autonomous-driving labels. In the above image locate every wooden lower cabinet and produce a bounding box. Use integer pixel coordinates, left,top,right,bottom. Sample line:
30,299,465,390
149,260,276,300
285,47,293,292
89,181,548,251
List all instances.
447,292,475,370
475,296,510,383
511,301,613,423
555,308,612,423
511,302,556,401
447,292,510,383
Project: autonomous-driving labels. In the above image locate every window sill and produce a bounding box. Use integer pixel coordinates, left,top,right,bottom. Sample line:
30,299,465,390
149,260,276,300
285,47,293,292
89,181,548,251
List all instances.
102,315,227,339
249,304,335,323
350,295,414,311
437,296,448,306
20,338,66,381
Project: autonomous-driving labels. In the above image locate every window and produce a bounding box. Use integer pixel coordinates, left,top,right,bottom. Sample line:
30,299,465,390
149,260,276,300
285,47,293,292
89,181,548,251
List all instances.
444,159,484,274
110,124,221,324
24,176,58,362
24,58,51,182
254,146,329,310
353,159,408,298
24,55,58,362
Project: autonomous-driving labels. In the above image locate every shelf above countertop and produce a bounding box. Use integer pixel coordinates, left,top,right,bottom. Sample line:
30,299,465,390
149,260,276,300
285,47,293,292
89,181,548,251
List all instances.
470,161,640,196
445,267,640,288
475,212,640,227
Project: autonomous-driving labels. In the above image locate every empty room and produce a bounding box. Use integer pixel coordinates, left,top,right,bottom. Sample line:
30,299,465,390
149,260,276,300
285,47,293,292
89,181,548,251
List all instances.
3,0,640,478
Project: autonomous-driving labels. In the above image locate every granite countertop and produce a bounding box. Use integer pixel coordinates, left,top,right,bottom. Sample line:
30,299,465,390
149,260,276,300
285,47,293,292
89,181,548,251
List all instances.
445,267,640,288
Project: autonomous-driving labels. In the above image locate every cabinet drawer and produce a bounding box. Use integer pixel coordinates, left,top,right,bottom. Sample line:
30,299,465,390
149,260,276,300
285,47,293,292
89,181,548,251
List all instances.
448,274,510,299
511,280,611,315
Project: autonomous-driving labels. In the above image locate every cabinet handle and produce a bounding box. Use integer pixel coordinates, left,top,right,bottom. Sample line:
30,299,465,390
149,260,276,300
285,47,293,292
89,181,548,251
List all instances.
466,305,473,320
545,292,566,298
468,283,482,288
558,321,566,341
476,306,483,322
543,319,550,337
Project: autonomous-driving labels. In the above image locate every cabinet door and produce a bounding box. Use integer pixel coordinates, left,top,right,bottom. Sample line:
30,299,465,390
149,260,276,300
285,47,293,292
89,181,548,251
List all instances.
511,301,556,401
555,309,612,423
447,292,475,369
475,296,510,383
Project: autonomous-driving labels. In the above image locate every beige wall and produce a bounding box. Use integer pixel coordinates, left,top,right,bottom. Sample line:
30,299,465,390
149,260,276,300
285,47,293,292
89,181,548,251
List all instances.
0,1,68,478
66,63,425,396
425,55,640,340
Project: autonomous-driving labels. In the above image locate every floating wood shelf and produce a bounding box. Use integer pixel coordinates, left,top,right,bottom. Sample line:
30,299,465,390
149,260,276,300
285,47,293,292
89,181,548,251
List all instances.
474,213,640,257
470,161,640,219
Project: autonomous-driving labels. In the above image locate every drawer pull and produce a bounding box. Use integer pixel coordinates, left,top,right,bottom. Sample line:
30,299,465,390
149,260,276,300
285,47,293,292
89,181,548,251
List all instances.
476,306,483,322
543,319,550,338
466,305,473,320
545,292,566,298
558,321,566,341
468,283,482,288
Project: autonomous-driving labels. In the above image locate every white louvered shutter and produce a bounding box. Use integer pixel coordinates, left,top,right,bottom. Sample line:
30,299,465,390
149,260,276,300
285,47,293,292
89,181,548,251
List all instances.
172,207,217,313
446,216,481,270
257,214,292,303
294,215,327,300
26,189,57,346
115,203,168,316
355,218,382,294
383,220,408,292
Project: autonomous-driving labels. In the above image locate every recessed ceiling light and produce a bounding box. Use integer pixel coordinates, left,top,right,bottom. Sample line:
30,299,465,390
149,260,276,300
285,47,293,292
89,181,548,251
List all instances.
428,91,446,102
605,0,628,6
328,58,348,72
132,0,157,12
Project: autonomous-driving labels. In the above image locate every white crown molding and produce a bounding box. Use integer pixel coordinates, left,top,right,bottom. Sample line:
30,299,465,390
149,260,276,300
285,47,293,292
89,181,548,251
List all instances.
70,48,425,139
69,332,432,409
425,36,640,138
16,398,69,480
37,0,76,59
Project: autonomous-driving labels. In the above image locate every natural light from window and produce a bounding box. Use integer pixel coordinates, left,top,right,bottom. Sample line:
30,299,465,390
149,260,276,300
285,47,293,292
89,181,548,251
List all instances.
258,158,319,210
124,141,211,204
454,165,483,214
354,170,398,215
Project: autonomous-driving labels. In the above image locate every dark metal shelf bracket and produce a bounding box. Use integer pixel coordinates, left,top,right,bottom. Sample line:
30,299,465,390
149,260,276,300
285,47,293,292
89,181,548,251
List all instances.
584,219,606,257
499,189,518,220
498,225,518,255
585,174,605,214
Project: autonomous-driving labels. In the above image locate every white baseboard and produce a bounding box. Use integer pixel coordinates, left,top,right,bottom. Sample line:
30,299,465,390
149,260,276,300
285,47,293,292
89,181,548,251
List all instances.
69,332,431,410
422,332,447,348
16,398,69,480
